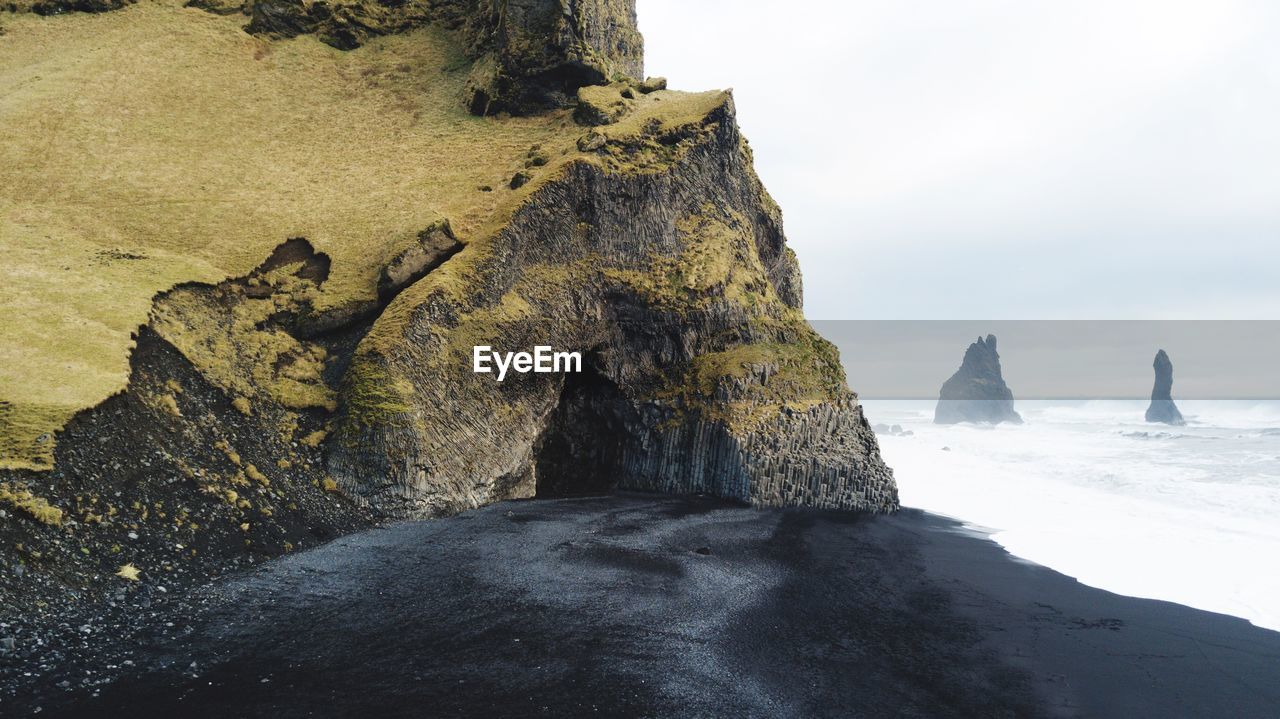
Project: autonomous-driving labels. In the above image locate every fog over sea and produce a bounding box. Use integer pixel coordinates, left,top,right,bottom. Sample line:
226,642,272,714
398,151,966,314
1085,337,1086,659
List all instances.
862,399,1280,632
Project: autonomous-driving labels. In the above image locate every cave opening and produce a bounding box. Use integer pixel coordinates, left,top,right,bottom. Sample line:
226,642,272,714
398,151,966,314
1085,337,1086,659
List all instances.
532,361,637,498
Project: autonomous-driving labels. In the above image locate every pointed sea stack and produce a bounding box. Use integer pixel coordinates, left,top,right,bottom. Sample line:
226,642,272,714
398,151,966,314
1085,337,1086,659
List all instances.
1145,350,1185,425
935,334,1023,424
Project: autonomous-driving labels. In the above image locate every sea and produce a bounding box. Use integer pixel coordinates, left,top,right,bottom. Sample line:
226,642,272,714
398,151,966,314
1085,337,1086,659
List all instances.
861,399,1280,632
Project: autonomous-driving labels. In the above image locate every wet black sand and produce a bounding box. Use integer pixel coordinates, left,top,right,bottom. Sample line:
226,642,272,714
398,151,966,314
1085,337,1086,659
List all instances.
10,494,1280,718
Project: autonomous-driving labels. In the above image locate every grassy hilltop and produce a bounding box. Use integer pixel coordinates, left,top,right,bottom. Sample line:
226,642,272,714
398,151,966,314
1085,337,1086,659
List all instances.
0,1,672,468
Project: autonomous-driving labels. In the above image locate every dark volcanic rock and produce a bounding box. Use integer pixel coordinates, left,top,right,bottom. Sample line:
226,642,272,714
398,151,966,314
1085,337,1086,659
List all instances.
464,0,645,115
27,0,133,14
244,0,435,51
376,221,462,303
12,497,1280,718
935,334,1022,425
183,0,244,16
1145,349,1185,425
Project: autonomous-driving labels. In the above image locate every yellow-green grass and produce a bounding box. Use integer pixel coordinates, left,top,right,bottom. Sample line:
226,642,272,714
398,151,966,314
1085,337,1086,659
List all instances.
0,481,65,525
363,87,734,354
0,1,588,468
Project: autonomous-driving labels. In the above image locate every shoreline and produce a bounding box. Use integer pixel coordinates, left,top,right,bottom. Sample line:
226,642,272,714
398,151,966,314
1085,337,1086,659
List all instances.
5,494,1279,717
905,506,1280,634
866,398,1280,634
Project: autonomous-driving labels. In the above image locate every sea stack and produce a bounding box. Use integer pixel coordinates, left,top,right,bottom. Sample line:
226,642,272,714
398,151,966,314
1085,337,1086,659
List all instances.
935,334,1023,424
1145,350,1185,425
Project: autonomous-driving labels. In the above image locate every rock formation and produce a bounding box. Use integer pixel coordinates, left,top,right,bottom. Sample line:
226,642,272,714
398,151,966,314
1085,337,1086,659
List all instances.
934,335,1022,424
9,0,133,15
461,0,645,115
1145,349,1185,425
326,89,897,517
11,0,643,114
0,0,897,614
242,0,645,114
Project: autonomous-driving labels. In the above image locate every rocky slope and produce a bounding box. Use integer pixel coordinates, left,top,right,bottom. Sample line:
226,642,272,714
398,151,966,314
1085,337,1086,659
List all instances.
0,0,897,642
934,334,1022,424
1145,349,1185,425
329,89,896,517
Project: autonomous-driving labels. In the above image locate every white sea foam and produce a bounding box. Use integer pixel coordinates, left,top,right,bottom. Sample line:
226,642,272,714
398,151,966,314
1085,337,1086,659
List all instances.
862,399,1280,632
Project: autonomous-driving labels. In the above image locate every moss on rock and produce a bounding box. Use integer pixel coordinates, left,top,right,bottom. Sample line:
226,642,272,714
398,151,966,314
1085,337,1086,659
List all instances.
0,482,64,526
328,88,895,517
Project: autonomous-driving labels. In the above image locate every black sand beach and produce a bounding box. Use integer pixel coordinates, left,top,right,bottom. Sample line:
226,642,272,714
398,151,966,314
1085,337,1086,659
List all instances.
8,494,1280,718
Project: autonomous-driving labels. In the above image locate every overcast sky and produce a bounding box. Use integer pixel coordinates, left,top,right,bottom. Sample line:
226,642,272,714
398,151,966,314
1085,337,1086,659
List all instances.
638,1,1280,320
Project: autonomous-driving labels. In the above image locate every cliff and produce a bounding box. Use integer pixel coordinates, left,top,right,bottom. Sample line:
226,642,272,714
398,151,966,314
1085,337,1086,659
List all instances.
1145,349,1185,425
327,92,895,517
0,0,896,616
934,334,1023,424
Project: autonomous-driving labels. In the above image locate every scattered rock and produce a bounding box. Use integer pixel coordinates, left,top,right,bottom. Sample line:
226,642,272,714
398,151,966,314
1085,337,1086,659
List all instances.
873,424,914,437
509,171,532,190
693,546,712,556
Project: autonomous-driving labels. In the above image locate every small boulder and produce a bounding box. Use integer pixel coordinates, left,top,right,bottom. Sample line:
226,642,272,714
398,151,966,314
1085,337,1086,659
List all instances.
639,76,668,94
577,131,607,152
574,83,634,126
377,221,462,302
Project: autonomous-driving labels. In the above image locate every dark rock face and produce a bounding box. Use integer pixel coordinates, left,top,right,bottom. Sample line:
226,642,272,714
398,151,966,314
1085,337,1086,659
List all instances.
463,0,644,115
243,0,439,51
1145,349,1185,425
934,335,1022,425
17,0,641,117
25,0,134,15
238,0,643,114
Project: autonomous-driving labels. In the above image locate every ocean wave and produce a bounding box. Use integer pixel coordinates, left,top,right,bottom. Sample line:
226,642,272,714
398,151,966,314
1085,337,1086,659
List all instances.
865,398,1280,632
